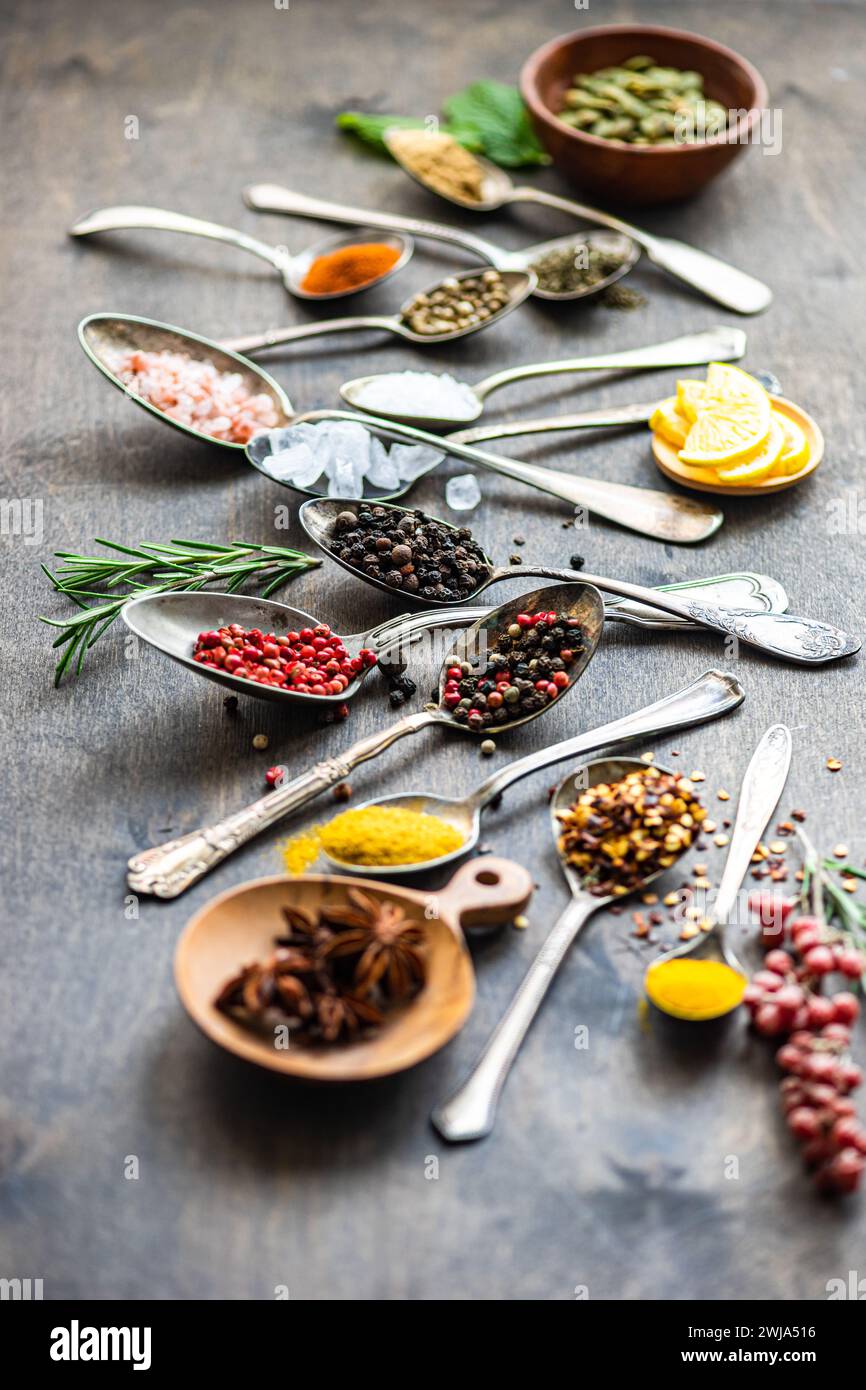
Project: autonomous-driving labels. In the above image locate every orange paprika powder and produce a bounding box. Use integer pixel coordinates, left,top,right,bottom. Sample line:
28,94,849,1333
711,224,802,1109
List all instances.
301,242,401,295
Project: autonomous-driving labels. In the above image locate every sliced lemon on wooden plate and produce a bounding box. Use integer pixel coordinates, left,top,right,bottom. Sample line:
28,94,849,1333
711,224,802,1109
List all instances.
715,417,786,484
675,378,706,423
649,397,690,448
769,411,810,476
679,364,772,469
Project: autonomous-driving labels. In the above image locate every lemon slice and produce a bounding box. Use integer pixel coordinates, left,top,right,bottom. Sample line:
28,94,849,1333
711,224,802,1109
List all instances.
704,362,771,411
676,378,706,423
679,364,771,469
768,409,809,476
714,417,786,484
649,397,690,448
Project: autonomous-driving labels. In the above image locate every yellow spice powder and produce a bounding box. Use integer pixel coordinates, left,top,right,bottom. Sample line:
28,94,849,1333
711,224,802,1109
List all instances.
645,958,746,1021
280,805,464,874
320,805,464,866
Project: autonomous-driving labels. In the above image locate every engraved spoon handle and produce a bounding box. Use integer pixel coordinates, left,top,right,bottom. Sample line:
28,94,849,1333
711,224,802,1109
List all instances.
243,183,503,264
487,566,859,665
127,710,438,898
68,203,288,273
432,894,599,1142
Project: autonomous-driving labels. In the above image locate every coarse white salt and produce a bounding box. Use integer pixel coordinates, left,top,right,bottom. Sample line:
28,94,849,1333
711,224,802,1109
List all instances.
351,370,479,421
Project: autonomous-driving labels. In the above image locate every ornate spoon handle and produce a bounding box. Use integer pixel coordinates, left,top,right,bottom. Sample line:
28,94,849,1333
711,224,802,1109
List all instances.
127,710,437,898
486,566,859,665
432,894,600,1142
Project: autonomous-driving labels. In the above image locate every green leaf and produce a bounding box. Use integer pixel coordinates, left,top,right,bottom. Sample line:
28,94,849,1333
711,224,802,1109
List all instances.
336,111,483,155
443,81,549,167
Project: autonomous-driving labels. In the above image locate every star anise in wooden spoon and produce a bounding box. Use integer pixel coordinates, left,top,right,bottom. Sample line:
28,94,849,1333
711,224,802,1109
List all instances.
309,984,384,1044
321,889,426,1000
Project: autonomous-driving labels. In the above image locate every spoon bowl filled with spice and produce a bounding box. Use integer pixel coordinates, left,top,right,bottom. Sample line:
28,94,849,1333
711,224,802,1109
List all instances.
78,313,293,450
312,668,744,879
174,856,534,1081
243,178,771,313
69,204,413,301
243,181,635,306
298,497,859,664
126,584,604,899
121,589,494,709
221,265,534,356
339,325,746,431
433,757,709,1141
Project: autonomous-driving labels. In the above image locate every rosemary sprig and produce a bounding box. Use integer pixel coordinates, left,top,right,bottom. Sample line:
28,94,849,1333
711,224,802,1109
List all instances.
40,539,321,684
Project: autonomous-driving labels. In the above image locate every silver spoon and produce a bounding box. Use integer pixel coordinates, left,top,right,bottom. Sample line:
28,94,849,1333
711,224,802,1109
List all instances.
244,181,772,314
77,314,719,543
299,497,859,665
322,668,744,877
432,755,694,1141
221,264,535,356
68,204,413,302
243,183,635,304
78,312,294,451
339,325,746,430
644,723,792,1020
447,368,786,449
120,576,787,709
121,590,491,708
249,408,722,543
127,582,605,898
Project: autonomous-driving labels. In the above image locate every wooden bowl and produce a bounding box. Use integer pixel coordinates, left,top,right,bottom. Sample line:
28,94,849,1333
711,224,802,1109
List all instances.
174,857,533,1082
520,25,768,205
652,397,823,497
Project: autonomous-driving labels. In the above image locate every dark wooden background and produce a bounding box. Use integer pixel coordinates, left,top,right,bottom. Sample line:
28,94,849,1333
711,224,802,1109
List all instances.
3,0,865,1300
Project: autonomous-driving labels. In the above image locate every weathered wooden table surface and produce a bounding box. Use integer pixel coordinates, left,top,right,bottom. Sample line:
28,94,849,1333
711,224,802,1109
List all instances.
3,0,865,1300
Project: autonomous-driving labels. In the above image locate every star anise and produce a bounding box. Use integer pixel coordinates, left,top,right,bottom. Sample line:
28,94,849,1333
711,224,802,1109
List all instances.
215,945,319,1026
321,888,426,1000
276,905,336,956
309,984,384,1044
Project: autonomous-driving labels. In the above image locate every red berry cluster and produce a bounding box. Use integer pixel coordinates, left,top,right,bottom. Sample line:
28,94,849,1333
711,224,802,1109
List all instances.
745,893,865,1193
192,623,377,697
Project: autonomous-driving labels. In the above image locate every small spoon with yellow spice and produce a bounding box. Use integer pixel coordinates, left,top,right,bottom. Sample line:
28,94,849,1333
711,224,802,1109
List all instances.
433,756,708,1142
644,723,792,1022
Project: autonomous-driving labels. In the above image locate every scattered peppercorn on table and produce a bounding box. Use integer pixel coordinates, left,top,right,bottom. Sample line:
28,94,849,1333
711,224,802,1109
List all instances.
6,0,866,1305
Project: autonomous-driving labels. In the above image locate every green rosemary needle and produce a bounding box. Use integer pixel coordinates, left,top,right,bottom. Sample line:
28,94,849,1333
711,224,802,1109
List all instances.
40,538,321,685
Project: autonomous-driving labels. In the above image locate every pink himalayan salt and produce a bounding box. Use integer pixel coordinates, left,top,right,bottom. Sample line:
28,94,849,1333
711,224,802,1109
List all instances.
107,348,280,444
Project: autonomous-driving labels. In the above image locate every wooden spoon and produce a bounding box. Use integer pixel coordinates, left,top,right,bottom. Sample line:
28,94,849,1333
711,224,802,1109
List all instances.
174,857,533,1081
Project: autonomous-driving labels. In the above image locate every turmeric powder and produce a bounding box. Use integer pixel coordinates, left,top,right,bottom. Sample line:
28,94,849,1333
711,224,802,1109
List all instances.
281,804,463,873
645,957,746,1021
